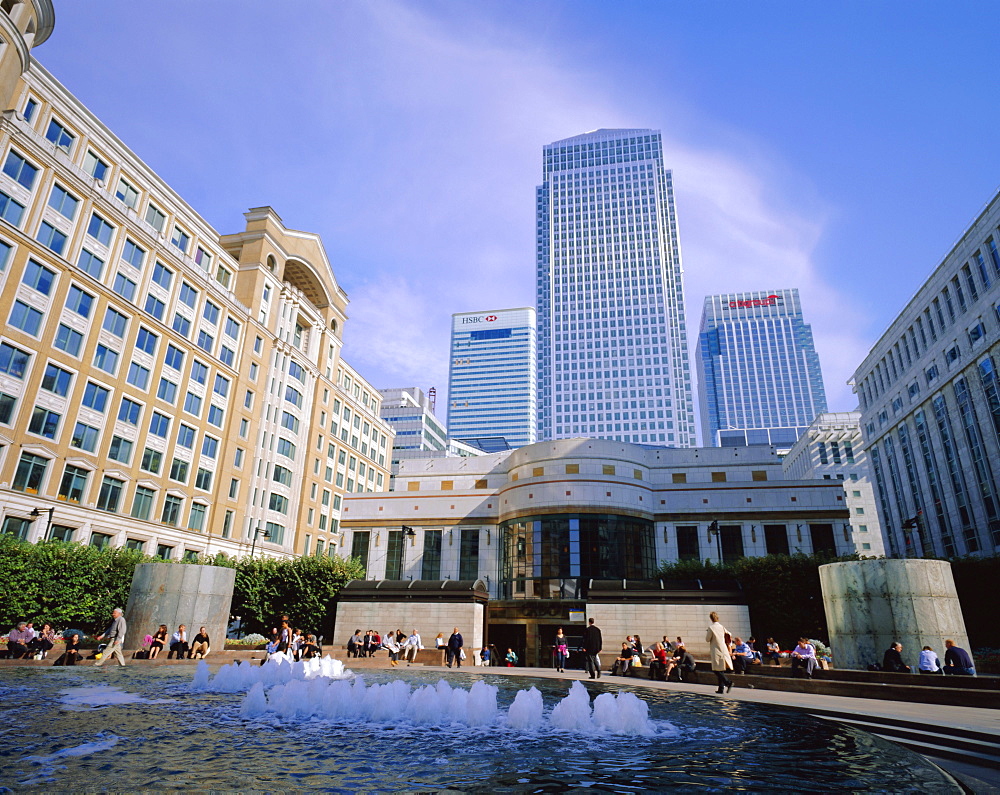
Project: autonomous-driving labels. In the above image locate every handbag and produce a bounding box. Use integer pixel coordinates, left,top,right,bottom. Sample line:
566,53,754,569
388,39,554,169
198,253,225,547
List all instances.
459,649,466,660
631,655,642,667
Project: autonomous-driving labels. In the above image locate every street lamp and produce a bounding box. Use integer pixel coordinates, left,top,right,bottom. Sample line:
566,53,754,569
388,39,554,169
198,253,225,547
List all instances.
707,520,723,564
250,523,271,557
29,507,54,540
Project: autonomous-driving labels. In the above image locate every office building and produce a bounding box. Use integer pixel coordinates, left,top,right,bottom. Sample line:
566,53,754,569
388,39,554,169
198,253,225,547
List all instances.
447,307,536,449
535,129,696,446
0,2,392,560
380,387,448,454
782,412,886,556
697,288,827,448
852,189,1000,558
341,437,847,663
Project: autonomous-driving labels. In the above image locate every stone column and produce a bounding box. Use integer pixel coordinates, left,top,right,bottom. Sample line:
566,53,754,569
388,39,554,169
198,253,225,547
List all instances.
819,559,969,671
124,563,236,653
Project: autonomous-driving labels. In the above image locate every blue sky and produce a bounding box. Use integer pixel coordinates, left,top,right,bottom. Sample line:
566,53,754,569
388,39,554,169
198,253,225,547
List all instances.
35,2,1000,421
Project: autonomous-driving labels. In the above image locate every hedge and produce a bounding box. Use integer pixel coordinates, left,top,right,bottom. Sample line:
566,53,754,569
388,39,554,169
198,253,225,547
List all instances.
0,535,364,637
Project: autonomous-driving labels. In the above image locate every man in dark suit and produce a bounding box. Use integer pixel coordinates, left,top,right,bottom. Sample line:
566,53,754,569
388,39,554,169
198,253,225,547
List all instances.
446,627,464,668
583,617,603,679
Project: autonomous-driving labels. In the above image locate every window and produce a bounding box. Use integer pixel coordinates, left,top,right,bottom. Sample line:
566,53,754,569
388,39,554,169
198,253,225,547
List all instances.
54,324,82,356
171,313,191,337
9,300,43,335
135,326,158,355
170,458,189,483
969,321,987,347
254,336,263,354
225,317,240,339
131,486,156,520
179,282,197,308
0,392,16,423
216,265,231,288
0,238,12,271
244,390,253,409
269,493,289,514
161,495,182,526
202,300,220,325
125,538,145,552
202,435,219,459
55,464,88,503
239,418,249,438
195,247,212,271
45,119,75,152
77,249,105,279
0,342,29,378
71,421,99,452
229,478,239,498
207,404,224,427
277,438,296,459
945,345,960,366
93,344,119,375
116,397,141,427
149,411,170,437
266,522,284,545
145,204,166,233
164,344,184,370
49,525,74,542
188,503,207,531
197,330,214,353
23,259,55,294
285,386,302,408
121,239,145,269
39,364,72,398
195,467,212,490
28,406,61,438
190,360,208,385
144,294,165,320
0,189,25,226
273,465,293,486
141,447,162,474
177,423,196,449
112,272,137,301
234,448,244,467
170,227,190,253
48,184,78,219
108,435,133,464
115,178,139,209
96,476,123,511
711,471,727,482
89,532,112,550
219,345,234,367
22,98,38,122
156,544,173,559
37,221,67,254
281,411,299,433
152,261,173,289
64,286,95,321
288,360,304,382
183,391,202,417
86,213,114,246
213,374,229,398
3,149,38,189
126,362,149,390
83,151,108,182
13,452,48,493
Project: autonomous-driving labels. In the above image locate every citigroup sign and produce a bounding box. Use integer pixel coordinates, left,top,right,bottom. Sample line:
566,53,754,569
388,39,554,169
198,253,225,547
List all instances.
461,314,499,324
725,294,781,309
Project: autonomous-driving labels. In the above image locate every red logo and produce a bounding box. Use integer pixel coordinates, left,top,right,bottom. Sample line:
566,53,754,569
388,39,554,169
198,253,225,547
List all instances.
485,315,497,322
726,294,781,309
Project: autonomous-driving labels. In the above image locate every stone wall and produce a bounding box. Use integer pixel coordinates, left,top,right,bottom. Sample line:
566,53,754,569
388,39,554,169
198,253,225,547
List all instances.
819,559,970,671
334,602,485,655
124,563,235,653
585,603,751,659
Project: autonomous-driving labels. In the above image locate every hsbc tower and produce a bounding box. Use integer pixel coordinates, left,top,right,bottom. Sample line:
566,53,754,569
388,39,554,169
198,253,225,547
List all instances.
447,307,537,448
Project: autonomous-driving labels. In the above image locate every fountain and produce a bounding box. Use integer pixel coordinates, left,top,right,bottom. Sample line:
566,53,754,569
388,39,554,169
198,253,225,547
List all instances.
0,657,961,791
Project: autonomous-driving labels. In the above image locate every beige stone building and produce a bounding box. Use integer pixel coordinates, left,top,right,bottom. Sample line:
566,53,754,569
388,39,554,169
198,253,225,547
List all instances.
0,1,392,559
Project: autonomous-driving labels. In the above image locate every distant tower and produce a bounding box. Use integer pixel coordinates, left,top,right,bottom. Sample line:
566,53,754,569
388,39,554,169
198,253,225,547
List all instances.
427,386,436,413
448,308,536,448
696,288,827,447
535,129,695,446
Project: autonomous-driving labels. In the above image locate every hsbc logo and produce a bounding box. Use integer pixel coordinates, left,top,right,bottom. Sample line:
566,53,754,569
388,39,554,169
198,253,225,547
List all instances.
724,294,782,309
461,315,499,324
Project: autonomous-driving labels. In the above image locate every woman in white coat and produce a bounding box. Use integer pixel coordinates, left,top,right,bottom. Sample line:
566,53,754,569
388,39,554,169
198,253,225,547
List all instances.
705,611,734,694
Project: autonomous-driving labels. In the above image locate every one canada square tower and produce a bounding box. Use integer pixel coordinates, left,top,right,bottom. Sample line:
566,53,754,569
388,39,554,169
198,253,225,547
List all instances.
536,129,696,446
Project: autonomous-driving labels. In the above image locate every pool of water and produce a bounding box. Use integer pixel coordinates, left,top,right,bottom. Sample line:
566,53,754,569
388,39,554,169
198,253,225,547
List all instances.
0,662,958,792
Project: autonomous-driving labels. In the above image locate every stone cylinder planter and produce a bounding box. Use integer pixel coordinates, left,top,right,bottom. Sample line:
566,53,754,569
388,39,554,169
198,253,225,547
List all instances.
819,559,969,671
123,563,236,653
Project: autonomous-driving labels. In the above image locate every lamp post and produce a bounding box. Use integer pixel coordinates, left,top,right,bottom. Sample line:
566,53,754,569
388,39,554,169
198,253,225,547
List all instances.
29,507,54,540
707,520,722,564
250,523,271,558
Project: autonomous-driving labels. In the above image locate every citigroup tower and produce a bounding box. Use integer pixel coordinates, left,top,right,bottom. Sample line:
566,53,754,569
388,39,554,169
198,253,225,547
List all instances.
535,129,696,446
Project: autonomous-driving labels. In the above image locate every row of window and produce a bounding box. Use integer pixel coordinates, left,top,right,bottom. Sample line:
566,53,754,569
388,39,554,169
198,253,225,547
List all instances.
0,515,194,560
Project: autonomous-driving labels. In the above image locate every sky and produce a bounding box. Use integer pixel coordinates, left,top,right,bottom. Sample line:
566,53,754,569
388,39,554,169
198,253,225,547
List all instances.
33,1,1000,430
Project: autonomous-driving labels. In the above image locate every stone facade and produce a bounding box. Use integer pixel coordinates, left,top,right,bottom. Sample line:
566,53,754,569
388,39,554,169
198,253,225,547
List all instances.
819,559,970,671
334,601,485,657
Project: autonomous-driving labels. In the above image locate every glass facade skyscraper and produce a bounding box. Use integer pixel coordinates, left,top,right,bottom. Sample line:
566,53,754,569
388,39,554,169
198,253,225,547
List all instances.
696,288,828,447
535,129,695,446
447,307,536,448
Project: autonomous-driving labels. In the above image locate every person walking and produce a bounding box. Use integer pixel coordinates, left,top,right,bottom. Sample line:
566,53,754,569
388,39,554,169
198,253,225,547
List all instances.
582,617,603,679
94,608,127,667
446,627,464,668
705,611,733,694
943,639,976,676
553,628,569,673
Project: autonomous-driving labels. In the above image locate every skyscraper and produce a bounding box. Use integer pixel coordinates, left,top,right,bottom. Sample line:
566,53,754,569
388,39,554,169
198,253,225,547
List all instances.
696,288,828,447
448,307,536,448
535,129,695,446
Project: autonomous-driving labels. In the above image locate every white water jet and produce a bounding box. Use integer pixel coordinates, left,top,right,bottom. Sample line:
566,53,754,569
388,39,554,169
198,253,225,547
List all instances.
549,680,596,732
193,654,348,693
507,686,544,730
